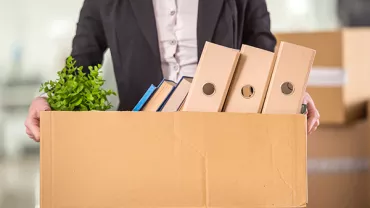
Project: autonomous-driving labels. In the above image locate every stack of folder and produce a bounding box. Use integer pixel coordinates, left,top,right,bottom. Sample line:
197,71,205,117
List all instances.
133,41,316,114
133,77,193,112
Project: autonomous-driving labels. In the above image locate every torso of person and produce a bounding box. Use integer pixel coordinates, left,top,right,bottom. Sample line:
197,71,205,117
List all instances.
152,0,199,83
70,0,276,110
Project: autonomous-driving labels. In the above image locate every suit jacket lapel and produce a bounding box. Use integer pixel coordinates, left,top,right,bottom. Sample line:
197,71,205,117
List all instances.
197,0,225,61
129,0,160,59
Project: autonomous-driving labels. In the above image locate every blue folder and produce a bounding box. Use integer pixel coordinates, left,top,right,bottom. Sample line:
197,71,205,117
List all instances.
132,84,157,111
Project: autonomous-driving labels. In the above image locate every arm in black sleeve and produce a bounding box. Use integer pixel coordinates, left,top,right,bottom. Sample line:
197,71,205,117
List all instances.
243,0,277,52
71,0,108,70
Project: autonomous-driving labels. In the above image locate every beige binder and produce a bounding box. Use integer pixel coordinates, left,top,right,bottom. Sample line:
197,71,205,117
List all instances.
182,42,240,112
262,42,316,114
223,45,275,113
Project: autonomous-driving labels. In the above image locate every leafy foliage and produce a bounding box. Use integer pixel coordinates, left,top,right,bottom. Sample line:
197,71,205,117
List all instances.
40,56,117,111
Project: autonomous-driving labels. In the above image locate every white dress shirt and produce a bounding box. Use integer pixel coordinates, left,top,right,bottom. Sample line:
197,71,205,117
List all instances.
152,0,199,83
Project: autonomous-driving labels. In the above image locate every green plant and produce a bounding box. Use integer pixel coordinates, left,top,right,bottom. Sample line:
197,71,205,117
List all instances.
40,56,117,111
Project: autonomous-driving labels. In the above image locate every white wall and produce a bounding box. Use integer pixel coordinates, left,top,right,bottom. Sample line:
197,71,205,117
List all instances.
0,0,118,93
0,0,84,81
266,0,340,32
0,1,19,82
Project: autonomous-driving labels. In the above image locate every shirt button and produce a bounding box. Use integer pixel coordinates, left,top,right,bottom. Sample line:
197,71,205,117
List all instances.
174,65,179,71
170,40,177,45
170,10,176,16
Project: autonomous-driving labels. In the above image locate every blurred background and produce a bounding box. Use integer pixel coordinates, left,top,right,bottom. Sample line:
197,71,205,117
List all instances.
0,0,369,207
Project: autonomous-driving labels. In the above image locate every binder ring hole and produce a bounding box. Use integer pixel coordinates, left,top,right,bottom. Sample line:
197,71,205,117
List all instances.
203,83,216,96
241,85,255,99
281,82,294,95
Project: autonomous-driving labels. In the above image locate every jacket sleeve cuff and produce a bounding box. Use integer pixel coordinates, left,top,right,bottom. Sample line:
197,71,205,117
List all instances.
39,93,48,98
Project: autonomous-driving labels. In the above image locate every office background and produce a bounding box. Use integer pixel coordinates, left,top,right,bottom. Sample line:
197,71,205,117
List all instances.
0,0,368,207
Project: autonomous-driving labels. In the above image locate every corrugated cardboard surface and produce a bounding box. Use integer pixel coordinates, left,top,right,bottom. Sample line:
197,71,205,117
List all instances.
275,28,370,125
275,30,342,67
307,120,369,208
307,173,368,208
40,112,307,208
306,87,345,124
342,29,370,124
308,120,368,158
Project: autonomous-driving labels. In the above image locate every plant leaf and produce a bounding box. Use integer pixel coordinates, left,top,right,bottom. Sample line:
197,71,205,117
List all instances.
39,56,117,111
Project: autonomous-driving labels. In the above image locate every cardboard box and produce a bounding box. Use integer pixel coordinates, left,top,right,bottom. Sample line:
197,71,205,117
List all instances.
275,28,370,124
307,173,368,208
40,112,307,208
307,120,369,208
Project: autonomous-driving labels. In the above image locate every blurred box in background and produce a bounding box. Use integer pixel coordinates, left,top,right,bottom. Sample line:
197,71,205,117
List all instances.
275,28,370,125
307,119,369,208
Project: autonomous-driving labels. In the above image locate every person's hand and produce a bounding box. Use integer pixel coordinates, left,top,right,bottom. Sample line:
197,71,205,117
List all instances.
302,92,320,134
25,97,51,142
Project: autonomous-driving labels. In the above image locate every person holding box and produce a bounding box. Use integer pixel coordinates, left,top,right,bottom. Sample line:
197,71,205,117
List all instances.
25,0,320,141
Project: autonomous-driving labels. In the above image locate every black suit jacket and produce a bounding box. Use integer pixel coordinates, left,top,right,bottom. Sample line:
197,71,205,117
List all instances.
71,0,277,110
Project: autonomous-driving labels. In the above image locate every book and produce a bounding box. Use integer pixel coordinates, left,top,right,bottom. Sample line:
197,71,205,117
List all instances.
223,45,275,113
178,98,186,111
161,77,193,112
142,79,177,112
132,84,157,111
182,42,240,112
